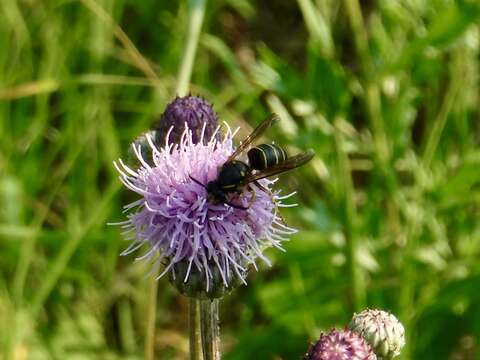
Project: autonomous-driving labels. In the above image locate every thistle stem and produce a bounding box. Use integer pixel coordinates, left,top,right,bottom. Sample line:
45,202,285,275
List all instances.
176,0,207,96
189,298,203,360
200,299,220,360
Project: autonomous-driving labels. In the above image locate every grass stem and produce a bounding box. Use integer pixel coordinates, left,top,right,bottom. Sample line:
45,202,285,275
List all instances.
79,0,159,81
145,275,159,360
422,80,459,168
343,0,372,75
334,118,365,311
30,182,120,317
176,0,207,96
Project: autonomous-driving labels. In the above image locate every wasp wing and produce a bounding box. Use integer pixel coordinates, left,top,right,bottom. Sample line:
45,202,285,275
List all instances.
243,149,315,183
227,114,280,162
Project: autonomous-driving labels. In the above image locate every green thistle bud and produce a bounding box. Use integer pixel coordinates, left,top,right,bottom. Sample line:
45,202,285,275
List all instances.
349,309,405,359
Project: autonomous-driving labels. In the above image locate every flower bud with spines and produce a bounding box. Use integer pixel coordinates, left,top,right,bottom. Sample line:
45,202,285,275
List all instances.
154,95,221,147
349,309,405,359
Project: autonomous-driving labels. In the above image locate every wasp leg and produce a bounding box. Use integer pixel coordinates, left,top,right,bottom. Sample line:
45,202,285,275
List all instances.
227,187,255,210
253,180,269,194
226,201,249,210
251,181,287,224
246,184,256,207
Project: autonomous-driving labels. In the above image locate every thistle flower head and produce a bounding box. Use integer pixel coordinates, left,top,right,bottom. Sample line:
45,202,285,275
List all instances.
349,309,405,359
304,329,377,360
113,96,297,299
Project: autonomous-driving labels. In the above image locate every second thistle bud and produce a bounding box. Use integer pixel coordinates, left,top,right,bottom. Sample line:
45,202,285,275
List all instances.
128,95,220,168
349,309,405,359
154,95,221,146
304,328,377,360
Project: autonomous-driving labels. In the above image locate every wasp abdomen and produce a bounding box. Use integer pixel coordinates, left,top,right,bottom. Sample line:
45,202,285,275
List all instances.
247,143,287,170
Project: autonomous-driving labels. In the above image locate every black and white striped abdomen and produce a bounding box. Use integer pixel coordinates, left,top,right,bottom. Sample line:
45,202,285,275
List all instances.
247,143,287,170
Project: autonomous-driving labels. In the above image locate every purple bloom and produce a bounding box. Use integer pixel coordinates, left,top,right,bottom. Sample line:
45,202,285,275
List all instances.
305,329,377,360
113,121,297,297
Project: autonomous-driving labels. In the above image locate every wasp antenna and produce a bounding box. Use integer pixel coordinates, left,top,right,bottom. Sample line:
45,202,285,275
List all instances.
189,175,207,188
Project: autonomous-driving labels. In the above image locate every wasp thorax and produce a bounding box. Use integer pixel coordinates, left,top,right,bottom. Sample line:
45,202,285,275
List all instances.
216,161,250,190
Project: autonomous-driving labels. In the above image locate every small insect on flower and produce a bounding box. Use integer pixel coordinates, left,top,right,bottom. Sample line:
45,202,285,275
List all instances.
112,95,310,299
190,114,315,210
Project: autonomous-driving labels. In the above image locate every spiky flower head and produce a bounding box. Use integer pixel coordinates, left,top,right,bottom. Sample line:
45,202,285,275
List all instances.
113,96,297,299
304,329,377,360
349,309,405,359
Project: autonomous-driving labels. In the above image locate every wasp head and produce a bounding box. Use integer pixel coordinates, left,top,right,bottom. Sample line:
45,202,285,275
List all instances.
206,181,229,204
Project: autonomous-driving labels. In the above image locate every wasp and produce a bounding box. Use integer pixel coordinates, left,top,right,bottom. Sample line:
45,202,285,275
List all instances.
190,114,314,209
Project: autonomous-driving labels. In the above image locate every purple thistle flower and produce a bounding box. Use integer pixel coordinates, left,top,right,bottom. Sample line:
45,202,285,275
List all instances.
112,101,297,298
304,329,377,360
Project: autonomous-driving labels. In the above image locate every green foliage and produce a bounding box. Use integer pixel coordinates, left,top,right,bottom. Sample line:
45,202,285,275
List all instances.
1,0,479,359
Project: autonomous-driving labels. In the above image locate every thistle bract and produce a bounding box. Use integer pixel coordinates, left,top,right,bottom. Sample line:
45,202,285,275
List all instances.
113,96,297,298
349,309,405,359
305,329,377,360
154,95,221,146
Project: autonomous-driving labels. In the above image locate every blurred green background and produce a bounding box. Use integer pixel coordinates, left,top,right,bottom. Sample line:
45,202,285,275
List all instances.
1,0,480,359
